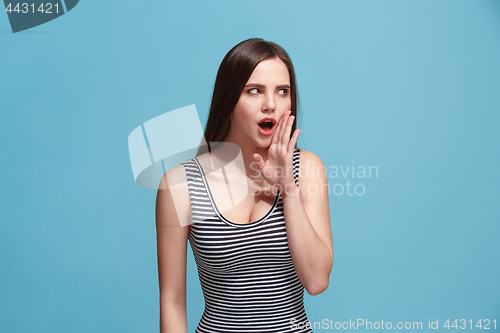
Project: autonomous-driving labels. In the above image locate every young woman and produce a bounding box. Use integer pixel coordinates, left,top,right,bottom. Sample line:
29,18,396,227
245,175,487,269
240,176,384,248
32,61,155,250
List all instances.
156,38,333,333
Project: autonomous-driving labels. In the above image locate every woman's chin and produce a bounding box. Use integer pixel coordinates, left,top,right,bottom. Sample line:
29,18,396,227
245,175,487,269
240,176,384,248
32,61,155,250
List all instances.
255,138,272,149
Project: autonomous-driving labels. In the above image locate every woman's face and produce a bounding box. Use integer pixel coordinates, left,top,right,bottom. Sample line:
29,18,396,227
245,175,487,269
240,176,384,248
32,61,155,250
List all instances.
229,58,291,149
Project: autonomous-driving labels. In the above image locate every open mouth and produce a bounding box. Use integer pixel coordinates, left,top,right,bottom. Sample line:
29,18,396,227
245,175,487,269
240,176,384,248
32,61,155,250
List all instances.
257,117,276,136
258,120,274,130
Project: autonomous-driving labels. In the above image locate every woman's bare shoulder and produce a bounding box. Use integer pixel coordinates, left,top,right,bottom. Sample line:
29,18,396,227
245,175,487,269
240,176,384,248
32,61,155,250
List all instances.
299,149,325,173
157,163,192,228
297,149,326,168
296,149,327,186
160,163,189,188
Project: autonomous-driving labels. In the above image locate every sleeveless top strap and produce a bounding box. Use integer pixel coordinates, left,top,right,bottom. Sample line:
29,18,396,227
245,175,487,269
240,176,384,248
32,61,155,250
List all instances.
181,159,217,225
293,148,301,187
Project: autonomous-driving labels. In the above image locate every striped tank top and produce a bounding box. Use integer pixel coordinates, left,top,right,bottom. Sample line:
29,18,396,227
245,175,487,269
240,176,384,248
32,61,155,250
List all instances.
182,148,313,333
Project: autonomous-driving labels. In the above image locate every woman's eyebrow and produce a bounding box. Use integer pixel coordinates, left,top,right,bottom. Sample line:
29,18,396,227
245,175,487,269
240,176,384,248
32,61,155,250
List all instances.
245,83,265,88
245,83,291,89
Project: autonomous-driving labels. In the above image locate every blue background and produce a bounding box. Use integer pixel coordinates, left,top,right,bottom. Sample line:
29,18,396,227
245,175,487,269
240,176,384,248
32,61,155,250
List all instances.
1,0,499,332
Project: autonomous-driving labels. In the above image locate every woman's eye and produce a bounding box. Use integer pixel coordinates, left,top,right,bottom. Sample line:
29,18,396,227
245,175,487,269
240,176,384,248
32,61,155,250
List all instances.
248,88,259,94
278,89,288,96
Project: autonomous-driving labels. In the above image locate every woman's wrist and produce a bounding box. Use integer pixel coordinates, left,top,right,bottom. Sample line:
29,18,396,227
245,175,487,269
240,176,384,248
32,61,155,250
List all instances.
279,183,301,200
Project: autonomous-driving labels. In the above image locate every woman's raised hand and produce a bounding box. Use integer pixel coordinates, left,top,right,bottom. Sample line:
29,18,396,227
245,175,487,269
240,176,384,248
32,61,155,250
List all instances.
252,111,301,195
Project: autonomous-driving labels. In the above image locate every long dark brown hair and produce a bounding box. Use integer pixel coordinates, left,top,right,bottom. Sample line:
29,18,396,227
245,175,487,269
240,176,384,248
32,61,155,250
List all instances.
203,38,300,149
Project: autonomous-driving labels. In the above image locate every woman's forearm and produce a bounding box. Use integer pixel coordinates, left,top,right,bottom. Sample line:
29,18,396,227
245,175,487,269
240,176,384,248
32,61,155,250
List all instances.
282,186,333,295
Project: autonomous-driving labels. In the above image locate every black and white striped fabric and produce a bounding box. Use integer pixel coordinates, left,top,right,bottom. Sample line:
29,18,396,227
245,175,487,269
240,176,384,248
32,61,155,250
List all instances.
182,148,313,333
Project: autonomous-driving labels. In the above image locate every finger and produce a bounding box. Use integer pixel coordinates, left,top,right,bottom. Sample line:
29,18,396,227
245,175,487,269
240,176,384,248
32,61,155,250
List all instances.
281,114,295,148
251,154,267,186
271,115,282,146
252,153,265,170
277,111,291,146
287,128,300,153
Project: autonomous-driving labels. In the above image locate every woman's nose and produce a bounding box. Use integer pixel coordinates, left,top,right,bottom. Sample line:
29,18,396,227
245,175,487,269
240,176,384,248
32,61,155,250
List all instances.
262,93,276,112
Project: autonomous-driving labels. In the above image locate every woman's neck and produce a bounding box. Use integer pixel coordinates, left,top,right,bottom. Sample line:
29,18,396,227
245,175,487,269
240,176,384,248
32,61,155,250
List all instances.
221,134,269,178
